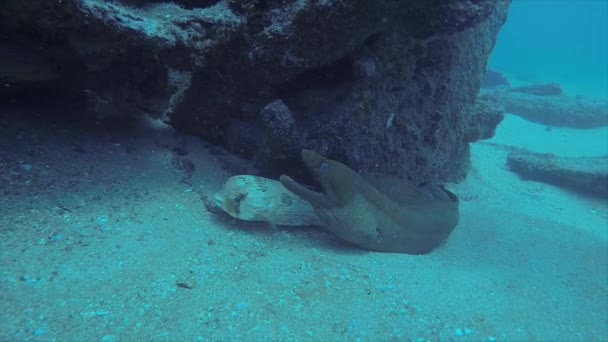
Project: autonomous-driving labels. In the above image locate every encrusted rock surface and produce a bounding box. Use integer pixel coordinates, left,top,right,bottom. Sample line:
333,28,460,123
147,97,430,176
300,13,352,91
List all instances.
507,150,608,198
484,90,608,129
463,94,505,143
0,0,511,184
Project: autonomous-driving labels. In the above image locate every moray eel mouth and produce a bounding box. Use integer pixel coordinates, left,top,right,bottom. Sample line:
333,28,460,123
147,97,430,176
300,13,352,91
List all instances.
280,149,358,208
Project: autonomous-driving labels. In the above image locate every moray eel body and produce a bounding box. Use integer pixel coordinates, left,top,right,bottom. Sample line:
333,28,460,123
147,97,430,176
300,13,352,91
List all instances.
280,150,459,254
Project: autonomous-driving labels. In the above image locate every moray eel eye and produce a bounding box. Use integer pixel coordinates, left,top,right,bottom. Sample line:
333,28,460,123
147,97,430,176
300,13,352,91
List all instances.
320,162,329,172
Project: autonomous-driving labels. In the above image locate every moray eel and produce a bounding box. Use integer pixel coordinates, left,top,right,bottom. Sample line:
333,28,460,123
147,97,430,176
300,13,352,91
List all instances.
214,175,322,227
279,150,459,254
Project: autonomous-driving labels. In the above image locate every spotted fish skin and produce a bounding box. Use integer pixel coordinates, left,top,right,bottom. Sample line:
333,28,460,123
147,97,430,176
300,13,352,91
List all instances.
214,175,322,227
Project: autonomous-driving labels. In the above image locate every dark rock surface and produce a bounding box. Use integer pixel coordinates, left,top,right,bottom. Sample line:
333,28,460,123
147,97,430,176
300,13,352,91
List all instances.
484,90,608,129
507,150,608,198
463,94,505,143
0,0,511,184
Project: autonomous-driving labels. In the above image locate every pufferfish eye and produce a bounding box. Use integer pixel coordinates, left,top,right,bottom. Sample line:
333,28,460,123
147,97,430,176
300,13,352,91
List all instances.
232,193,247,203
230,193,247,215
320,162,329,172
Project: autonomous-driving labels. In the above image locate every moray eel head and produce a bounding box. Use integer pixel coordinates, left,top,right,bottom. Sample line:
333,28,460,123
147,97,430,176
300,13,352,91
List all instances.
298,149,358,205
280,150,360,207
300,149,329,180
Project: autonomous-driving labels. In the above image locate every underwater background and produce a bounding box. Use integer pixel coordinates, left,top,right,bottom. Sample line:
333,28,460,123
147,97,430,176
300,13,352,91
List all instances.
490,0,608,99
1,0,607,341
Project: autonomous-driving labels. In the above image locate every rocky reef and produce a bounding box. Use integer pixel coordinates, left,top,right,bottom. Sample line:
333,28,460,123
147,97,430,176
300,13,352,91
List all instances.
0,0,510,184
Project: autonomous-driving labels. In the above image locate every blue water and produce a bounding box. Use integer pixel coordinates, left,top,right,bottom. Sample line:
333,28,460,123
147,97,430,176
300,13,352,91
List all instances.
489,0,608,99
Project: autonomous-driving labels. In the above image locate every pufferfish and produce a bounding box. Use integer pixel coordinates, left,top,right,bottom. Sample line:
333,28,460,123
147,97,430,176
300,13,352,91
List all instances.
214,175,322,227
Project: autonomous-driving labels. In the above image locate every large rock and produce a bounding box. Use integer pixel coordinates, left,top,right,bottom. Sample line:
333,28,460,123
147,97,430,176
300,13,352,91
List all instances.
0,0,511,184
463,94,505,143
485,90,608,129
507,150,608,198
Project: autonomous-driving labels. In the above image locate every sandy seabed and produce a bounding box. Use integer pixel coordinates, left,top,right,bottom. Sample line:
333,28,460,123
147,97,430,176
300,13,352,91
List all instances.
1,111,606,341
